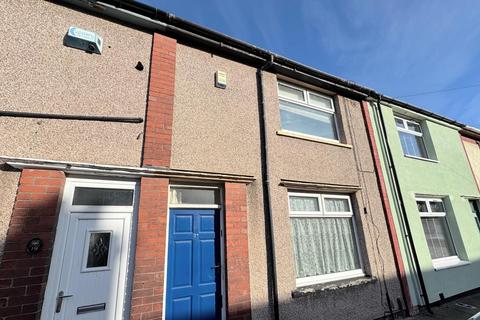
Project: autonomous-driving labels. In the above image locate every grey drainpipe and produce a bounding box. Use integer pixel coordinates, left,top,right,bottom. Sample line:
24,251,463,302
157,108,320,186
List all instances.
373,97,433,314
257,55,279,320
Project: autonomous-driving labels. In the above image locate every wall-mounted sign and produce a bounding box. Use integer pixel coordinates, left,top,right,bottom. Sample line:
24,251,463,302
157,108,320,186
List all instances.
26,238,43,255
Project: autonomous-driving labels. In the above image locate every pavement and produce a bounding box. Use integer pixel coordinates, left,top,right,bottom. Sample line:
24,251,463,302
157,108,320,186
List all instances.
406,291,480,320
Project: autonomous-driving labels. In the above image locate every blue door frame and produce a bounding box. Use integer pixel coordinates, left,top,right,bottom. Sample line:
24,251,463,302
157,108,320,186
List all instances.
165,209,222,320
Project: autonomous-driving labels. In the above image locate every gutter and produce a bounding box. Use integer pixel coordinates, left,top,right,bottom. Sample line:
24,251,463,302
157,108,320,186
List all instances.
61,0,471,129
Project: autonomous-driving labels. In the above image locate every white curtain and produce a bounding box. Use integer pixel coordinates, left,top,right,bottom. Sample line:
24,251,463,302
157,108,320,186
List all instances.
421,217,456,259
289,196,319,211
324,198,349,212
290,217,360,278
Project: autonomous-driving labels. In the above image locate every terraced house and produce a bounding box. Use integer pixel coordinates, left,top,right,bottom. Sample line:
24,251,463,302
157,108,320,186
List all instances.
368,100,480,311
1,1,480,320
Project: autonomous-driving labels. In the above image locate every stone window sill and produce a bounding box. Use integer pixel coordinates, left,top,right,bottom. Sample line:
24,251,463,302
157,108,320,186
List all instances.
276,130,353,149
291,276,377,299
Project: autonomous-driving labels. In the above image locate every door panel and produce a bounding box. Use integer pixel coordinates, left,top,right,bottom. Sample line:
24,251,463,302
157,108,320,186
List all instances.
166,209,221,320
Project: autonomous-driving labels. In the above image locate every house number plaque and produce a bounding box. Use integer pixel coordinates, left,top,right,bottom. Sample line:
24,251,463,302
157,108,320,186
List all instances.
26,238,43,255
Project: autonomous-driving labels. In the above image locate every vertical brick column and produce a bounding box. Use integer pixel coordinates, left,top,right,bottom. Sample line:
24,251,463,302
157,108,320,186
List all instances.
130,177,168,320
225,183,252,320
0,169,64,320
142,33,176,168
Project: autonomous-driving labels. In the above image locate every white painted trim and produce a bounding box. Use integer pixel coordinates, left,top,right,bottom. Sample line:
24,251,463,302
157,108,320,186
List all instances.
432,256,470,271
163,184,226,320
276,130,351,148
296,269,365,287
40,178,138,320
404,155,439,163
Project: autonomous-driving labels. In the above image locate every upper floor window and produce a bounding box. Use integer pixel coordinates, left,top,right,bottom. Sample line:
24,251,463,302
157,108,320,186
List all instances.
278,82,338,141
288,192,363,286
469,199,480,232
395,116,429,159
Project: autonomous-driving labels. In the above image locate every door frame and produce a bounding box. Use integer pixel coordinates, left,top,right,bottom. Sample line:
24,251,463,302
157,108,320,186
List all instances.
163,184,226,320
40,177,139,320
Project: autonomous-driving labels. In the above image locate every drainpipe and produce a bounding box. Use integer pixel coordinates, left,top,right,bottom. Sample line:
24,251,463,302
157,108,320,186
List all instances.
256,55,279,320
372,97,433,314
360,101,413,316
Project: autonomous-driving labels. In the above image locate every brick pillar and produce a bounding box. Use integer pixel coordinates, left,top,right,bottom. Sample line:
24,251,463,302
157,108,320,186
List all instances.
225,183,251,320
0,169,65,320
130,177,168,320
142,33,176,168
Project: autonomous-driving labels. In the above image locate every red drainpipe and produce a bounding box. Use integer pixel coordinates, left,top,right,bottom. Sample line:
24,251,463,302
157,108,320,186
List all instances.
360,100,413,315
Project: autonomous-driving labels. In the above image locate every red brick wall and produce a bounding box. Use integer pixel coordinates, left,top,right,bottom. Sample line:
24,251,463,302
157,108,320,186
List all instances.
225,183,251,320
0,169,65,320
142,33,176,168
130,177,168,320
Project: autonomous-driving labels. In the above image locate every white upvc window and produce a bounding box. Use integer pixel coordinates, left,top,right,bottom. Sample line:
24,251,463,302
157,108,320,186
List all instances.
278,82,338,141
288,192,364,287
416,197,462,269
395,116,429,159
468,199,480,232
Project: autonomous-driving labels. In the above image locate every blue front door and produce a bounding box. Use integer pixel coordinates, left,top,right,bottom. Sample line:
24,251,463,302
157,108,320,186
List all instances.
165,209,221,320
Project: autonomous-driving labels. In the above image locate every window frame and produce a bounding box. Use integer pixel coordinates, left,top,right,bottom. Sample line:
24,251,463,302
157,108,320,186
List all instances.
288,192,364,286
394,115,430,160
468,199,480,232
278,81,339,142
416,197,461,268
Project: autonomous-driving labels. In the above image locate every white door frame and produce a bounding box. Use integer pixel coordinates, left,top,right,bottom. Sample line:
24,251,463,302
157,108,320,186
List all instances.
163,184,226,320
41,177,139,320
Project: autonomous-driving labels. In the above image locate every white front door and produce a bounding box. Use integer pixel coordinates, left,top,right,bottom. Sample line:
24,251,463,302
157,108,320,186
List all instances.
41,178,137,320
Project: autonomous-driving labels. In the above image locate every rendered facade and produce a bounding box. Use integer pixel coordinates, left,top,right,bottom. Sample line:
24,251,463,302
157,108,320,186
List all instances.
1,1,480,320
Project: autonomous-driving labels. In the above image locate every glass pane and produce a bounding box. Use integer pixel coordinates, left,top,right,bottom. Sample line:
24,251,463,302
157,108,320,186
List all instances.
309,92,333,110
421,217,456,259
278,83,305,102
429,200,445,213
87,232,111,268
407,122,422,133
399,131,428,158
73,187,133,206
289,196,319,212
395,118,405,128
280,100,337,140
417,201,428,212
469,200,480,215
324,198,350,212
170,187,219,205
290,217,360,278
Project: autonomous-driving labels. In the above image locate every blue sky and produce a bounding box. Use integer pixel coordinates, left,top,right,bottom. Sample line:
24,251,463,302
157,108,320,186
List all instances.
139,0,480,128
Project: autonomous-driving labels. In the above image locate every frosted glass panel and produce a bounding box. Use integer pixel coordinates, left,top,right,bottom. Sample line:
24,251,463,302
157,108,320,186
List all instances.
73,187,133,206
170,188,219,205
309,92,333,110
87,232,111,268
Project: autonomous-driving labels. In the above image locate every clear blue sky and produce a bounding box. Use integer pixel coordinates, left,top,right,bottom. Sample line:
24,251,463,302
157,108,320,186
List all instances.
139,0,480,128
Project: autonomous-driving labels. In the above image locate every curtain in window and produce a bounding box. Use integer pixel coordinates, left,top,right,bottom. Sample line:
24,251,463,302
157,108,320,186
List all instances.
324,198,349,212
289,196,319,211
421,217,456,259
290,217,360,278
399,131,427,158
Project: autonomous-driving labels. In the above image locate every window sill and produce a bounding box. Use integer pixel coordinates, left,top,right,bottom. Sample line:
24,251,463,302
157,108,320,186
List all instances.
404,155,439,163
433,258,470,271
291,276,376,299
276,130,352,149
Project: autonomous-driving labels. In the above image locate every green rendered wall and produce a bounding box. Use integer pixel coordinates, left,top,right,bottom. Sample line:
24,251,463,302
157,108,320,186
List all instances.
369,102,480,307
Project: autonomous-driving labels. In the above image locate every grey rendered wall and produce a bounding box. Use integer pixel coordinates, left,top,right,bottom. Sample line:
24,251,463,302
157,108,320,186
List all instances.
0,169,20,259
0,0,151,166
171,43,271,319
262,73,404,320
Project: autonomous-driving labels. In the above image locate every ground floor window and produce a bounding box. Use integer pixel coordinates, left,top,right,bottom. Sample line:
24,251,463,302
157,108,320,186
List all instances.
416,197,461,268
288,192,363,286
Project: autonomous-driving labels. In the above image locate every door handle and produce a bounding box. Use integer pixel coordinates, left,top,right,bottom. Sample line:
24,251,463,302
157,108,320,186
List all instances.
55,290,73,313
211,265,221,270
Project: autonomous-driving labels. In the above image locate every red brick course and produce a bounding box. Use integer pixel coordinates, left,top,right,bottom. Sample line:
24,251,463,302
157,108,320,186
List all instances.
0,169,65,320
225,183,252,320
130,177,169,320
142,33,176,168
